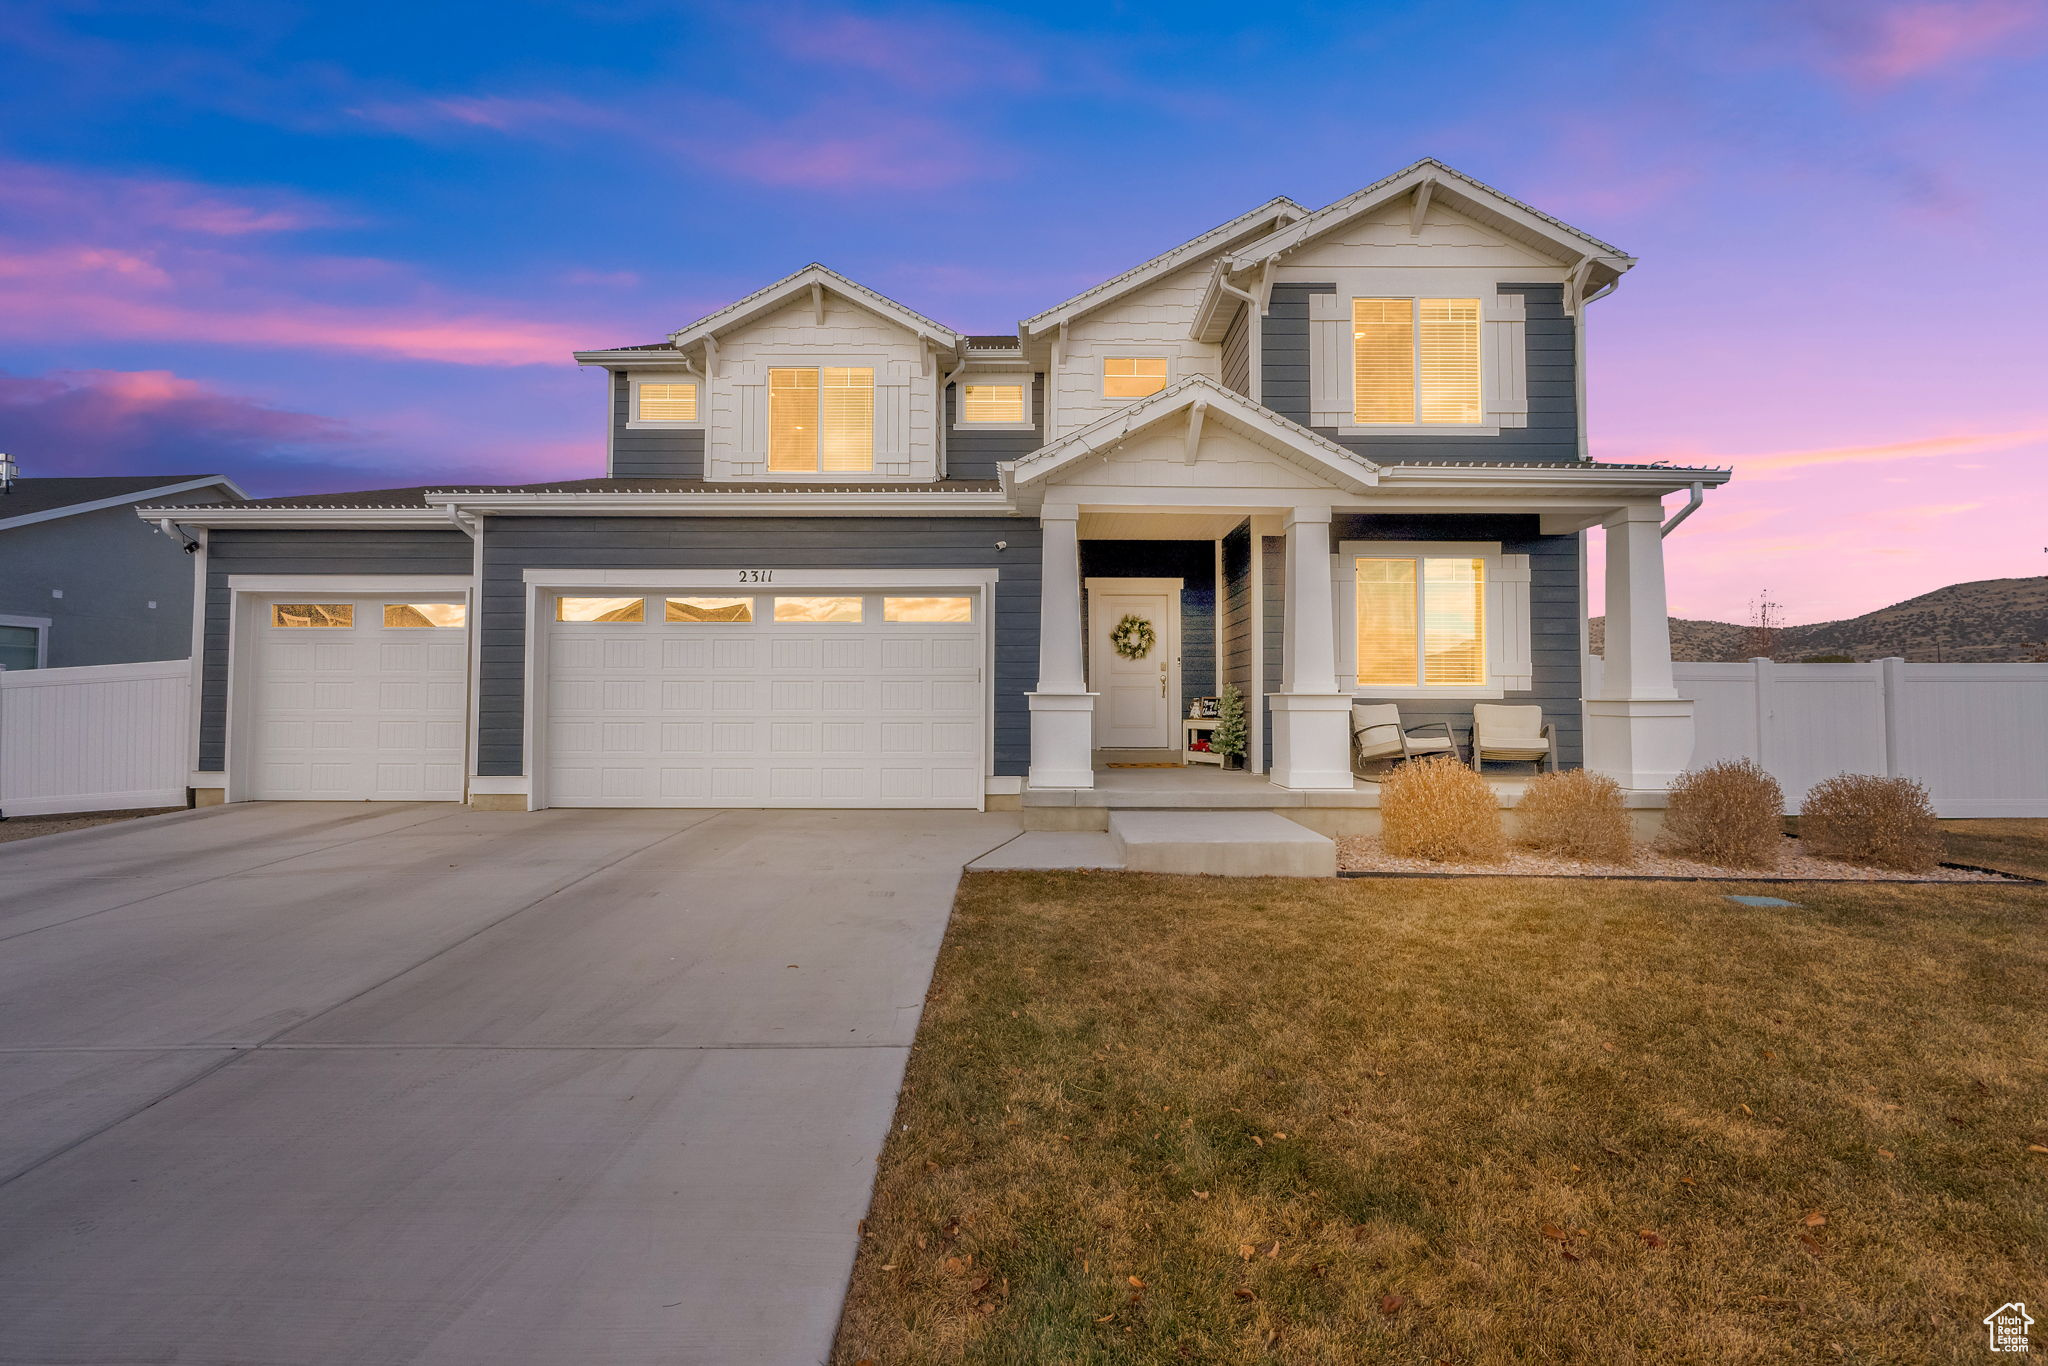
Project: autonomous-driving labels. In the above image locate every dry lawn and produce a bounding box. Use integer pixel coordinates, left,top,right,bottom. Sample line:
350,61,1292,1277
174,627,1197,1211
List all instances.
835,871,2048,1365
1934,818,2048,881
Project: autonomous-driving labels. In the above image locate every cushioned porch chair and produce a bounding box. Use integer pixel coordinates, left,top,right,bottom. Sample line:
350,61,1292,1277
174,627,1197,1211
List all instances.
1351,704,1460,775
1469,703,1557,773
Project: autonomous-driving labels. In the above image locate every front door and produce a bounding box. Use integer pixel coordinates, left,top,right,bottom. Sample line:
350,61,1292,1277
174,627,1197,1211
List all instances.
1086,578,1181,750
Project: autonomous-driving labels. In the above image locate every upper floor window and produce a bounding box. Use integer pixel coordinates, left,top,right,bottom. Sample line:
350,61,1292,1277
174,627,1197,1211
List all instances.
1102,356,1169,399
769,366,873,473
960,383,1026,424
1352,298,1481,425
634,381,698,423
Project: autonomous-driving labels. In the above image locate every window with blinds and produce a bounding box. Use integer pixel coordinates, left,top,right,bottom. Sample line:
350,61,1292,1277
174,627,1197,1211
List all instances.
1102,356,1168,398
1352,298,1481,425
960,383,1025,423
768,366,874,472
636,382,697,422
1354,556,1486,688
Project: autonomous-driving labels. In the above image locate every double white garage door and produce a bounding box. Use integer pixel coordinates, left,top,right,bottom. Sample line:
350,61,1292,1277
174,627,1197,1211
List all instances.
541,590,986,808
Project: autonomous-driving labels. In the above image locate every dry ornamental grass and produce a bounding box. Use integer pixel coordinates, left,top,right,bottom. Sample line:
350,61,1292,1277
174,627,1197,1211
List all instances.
1378,755,1505,863
1798,774,1944,872
1661,758,1786,870
1514,768,1635,864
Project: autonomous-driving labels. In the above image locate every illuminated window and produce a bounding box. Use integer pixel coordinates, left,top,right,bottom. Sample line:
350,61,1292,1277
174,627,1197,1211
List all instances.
636,382,698,422
884,596,973,623
1354,557,1485,687
665,596,752,623
556,596,645,623
1102,356,1168,398
383,603,465,628
773,596,863,623
769,366,873,472
1352,298,1481,425
960,383,1025,424
272,604,353,628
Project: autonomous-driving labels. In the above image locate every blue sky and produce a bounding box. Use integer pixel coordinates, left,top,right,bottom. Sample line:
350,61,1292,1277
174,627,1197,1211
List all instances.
1,0,2044,621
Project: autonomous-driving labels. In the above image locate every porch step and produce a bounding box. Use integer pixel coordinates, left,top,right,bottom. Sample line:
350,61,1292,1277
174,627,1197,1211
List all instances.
967,833,1124,872
1108,810,1336,878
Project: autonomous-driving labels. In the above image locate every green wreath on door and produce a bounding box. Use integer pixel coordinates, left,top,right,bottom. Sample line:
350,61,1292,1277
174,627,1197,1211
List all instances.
1110,614,1157,661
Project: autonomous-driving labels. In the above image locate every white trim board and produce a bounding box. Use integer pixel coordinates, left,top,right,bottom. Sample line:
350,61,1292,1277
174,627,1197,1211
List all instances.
227,575,475,594
520,568,1000,590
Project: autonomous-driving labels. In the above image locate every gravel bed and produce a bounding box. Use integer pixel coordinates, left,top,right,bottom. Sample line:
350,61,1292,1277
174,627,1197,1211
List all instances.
1336,836,2020,882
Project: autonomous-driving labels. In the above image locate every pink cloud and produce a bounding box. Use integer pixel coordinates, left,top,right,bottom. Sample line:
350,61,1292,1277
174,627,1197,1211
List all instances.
1728,424,2048,476
1789,0,2046,84
347,93,619,138
761,8,1040,93
0,159,338,237
698,112,990,190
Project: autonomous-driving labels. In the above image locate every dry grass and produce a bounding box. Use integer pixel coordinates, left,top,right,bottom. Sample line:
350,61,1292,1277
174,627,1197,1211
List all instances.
1798,775,1945,873
1935,818,2048,880
1663,759,1786,869
1379,755,1506,863
835,871,2048,1365
1514,768,1635,864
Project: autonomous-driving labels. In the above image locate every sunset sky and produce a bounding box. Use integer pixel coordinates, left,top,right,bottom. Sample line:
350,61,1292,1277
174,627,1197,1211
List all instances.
1,0,2043,624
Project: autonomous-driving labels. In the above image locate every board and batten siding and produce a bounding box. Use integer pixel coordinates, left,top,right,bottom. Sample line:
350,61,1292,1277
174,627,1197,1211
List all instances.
476,515,1042,778
1259,514,1583,768
945,375,1044,482
197,528,476,772
1263,282,1577,463
611,372,705,479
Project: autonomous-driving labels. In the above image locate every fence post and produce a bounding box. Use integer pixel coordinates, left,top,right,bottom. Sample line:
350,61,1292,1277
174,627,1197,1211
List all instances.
1749,657,1773,771
1879,657,1905,780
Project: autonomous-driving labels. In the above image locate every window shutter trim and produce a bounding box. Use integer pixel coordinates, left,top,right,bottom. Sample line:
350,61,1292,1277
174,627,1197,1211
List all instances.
1308,291,1347,426
1495,553,1533,690
1485,292,1529,428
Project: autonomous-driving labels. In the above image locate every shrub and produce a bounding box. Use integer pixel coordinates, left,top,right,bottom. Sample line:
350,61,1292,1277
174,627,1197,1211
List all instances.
1515,768,1635,864
1798,773,1943,872
1380,755,1506,863
1661,758,1785,869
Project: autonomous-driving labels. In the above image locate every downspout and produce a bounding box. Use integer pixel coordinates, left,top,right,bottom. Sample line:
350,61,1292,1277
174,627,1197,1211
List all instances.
1572,268,1621,462
1659,482,1705,538
1217,270,1263,405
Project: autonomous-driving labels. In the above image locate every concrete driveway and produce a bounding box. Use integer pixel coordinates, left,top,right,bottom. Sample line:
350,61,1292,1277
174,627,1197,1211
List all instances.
0,801,1020,1365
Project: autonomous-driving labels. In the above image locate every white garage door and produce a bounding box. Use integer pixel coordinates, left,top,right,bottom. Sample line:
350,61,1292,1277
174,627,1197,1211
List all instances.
244,595,468,801
543,590,984,808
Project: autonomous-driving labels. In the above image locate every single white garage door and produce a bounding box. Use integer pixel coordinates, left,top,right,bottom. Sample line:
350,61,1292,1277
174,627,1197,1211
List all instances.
244,595,468,800
543,590,984,808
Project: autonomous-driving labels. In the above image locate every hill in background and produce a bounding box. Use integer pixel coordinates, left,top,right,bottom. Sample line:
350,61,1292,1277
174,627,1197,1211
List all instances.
1591,576,2048,663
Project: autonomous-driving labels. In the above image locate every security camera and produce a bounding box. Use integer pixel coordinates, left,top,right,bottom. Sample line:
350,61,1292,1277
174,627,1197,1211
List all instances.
182,540,201,554
994,540,1008,551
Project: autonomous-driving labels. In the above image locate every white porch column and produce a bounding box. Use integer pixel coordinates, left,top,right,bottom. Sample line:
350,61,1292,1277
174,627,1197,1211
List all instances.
1584,504,1694,792
1027,504,1095,789
1268,506,1353,790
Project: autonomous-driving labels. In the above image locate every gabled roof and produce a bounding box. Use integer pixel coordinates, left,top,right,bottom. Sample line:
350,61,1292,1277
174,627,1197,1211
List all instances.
2,474,245,532
661,263,963,354
1224,158,1633,283
1018,197,1308,337
1005,375,1381,495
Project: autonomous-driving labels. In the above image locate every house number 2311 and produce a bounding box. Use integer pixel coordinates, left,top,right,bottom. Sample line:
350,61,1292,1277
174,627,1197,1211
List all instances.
737,569,773,584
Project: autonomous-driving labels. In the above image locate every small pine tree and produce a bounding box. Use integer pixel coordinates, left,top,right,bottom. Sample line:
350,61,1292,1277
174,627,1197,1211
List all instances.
1211,684,1248,765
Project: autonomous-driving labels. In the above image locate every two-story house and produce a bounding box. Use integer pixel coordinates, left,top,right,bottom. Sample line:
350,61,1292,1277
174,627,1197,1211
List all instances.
143,159,1726,813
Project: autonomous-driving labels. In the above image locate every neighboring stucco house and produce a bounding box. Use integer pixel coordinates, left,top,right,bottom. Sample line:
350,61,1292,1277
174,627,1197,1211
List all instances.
1,474,245,671
142,159,1728,811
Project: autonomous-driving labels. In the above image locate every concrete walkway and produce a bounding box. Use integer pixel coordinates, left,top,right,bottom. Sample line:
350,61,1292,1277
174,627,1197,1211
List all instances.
0,801,1019,1365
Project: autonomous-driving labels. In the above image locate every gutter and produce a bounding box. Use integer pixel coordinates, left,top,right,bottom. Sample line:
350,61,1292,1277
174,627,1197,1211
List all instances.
1659,481,1706,537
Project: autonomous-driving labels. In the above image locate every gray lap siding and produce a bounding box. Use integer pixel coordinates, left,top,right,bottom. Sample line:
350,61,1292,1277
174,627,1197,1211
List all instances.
476,515,1042,778
610,372,706,478
1263,282,1577,464
197,528,476,772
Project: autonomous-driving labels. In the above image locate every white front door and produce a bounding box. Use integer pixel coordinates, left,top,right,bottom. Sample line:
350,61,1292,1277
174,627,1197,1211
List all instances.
1087,578,1181,750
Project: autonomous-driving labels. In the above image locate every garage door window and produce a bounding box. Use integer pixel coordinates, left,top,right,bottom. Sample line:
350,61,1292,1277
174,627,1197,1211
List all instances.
884,596,974,623
665,596,753,623
273,604,353,628
557,596,645,623
773,595,863,623
384,603,466,628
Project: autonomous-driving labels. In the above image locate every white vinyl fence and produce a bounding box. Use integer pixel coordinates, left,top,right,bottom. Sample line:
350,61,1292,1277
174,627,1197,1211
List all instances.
1672,658,2048,817
0,660,190,818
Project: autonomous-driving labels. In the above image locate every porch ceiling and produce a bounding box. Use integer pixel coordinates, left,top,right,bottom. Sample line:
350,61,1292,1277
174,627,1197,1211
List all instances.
1078,511,1247,540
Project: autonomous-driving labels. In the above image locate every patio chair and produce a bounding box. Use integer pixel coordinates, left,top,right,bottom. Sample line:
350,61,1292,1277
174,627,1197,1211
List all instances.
1469,703,1557,773
1351,704,1460,775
